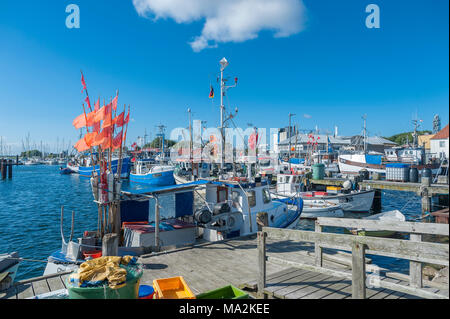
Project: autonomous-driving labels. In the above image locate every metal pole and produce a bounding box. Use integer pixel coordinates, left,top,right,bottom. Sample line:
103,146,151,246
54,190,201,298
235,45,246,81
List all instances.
220,66,224,172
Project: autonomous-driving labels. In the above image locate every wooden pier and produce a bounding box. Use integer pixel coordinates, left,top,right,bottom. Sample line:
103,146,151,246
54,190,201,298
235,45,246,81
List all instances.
2,217,448,299
310,177,449,215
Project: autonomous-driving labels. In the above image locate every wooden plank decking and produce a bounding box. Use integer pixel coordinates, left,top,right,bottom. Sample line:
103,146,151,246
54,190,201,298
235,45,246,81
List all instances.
2,235,447,299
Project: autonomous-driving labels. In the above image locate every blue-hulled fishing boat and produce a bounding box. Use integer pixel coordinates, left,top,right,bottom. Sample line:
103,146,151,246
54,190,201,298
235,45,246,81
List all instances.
130,159,175,186
67,156,131,178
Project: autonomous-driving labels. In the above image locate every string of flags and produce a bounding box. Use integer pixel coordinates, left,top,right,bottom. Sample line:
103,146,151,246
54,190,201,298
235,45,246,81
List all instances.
73,71,130,152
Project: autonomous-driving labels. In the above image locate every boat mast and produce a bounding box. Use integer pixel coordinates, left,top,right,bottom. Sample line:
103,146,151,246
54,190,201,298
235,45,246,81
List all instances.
288,113,296,171
188,107,193,179
362,114,367,154
217,57,238,175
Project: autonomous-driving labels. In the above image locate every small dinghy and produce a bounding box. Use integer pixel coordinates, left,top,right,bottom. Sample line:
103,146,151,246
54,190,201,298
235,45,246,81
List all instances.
346,210,406,237
60,167,74,175
301,200,344,219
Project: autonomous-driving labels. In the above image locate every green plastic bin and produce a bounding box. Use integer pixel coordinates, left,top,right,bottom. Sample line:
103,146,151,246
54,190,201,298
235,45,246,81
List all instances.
196,285,249,299
312,163,325,180
66,264,143,299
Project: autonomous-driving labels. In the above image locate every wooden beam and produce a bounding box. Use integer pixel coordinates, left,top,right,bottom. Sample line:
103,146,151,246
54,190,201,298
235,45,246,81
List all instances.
316,217,449,236
352,241,366,299
314,221,323,267
262,227,449,266
257,231,267,299
409,234,423,288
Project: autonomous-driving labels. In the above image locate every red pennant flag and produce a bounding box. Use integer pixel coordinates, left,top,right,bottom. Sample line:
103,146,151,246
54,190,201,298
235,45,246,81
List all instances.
85,96,91,110
94,98,100,111
112,94,118,111
81,72,87,93
112,130,123,150
124,111,130,125
93,98,101,133
113,112,125,127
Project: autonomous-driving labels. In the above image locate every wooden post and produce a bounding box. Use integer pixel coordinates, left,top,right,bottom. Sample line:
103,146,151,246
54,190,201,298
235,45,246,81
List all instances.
1,159,6,180
352,241,366,299
410,233,423,288
257,231,267,299
7,159,12,179
256,212,268,232
155,196,160,251
315,221,323,267
421,195,431,216
102,233,119,257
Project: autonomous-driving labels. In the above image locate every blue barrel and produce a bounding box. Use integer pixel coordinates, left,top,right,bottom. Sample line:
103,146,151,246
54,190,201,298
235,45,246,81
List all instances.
312,163,325,180
409,167,419,183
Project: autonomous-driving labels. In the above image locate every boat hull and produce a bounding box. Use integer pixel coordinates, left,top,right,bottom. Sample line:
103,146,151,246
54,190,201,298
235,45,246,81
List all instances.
77,158,131,178
306,190,375,212
130,169,175,186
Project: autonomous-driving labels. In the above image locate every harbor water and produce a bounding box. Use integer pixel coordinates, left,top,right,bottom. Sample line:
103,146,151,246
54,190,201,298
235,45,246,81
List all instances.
1,165,426,281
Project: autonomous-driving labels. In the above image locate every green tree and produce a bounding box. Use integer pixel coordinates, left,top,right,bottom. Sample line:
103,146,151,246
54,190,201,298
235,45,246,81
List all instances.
143,138,176,149
20,150,42,157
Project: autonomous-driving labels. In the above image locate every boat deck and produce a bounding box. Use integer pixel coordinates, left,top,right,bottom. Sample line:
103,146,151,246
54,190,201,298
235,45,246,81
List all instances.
2,235,447,299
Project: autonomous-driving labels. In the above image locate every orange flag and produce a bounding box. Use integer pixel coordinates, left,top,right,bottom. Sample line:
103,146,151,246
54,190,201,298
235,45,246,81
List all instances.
93,103,112,123
92,127,112,146
74,137,90,152
101,114,114,129
73,111,96,129
84,132,98,147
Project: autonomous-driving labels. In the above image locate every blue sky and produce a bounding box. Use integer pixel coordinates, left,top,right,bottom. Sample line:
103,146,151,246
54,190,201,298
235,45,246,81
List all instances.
0,0,448,154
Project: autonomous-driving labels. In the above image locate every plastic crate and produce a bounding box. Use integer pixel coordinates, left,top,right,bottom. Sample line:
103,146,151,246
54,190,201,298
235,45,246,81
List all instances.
153,276,195,299
196,285,249,299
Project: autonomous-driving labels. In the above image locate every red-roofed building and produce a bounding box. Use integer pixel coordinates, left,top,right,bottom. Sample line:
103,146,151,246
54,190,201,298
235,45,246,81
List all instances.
430,124,449,159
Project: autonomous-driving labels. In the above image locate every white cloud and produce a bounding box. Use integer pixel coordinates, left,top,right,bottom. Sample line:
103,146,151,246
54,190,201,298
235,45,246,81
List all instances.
132,0,307,52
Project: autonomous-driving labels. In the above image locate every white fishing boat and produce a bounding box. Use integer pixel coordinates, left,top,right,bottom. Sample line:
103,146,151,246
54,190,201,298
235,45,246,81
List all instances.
271,173,375,212
301,200,344,219
345,210,406,237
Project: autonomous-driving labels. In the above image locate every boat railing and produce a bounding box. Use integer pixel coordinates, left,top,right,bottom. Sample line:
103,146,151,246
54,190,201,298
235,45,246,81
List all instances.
257,219,449,299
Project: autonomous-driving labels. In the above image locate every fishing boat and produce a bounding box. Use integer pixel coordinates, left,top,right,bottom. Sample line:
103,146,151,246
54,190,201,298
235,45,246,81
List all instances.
271,173,375,212
130,159,175,186
67,155,131,178
300,200,344,219
0,252,20,289
345,210,406,237
122,177,303,243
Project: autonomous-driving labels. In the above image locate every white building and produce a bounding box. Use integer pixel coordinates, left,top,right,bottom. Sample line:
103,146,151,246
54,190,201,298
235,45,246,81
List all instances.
430,124,449,159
